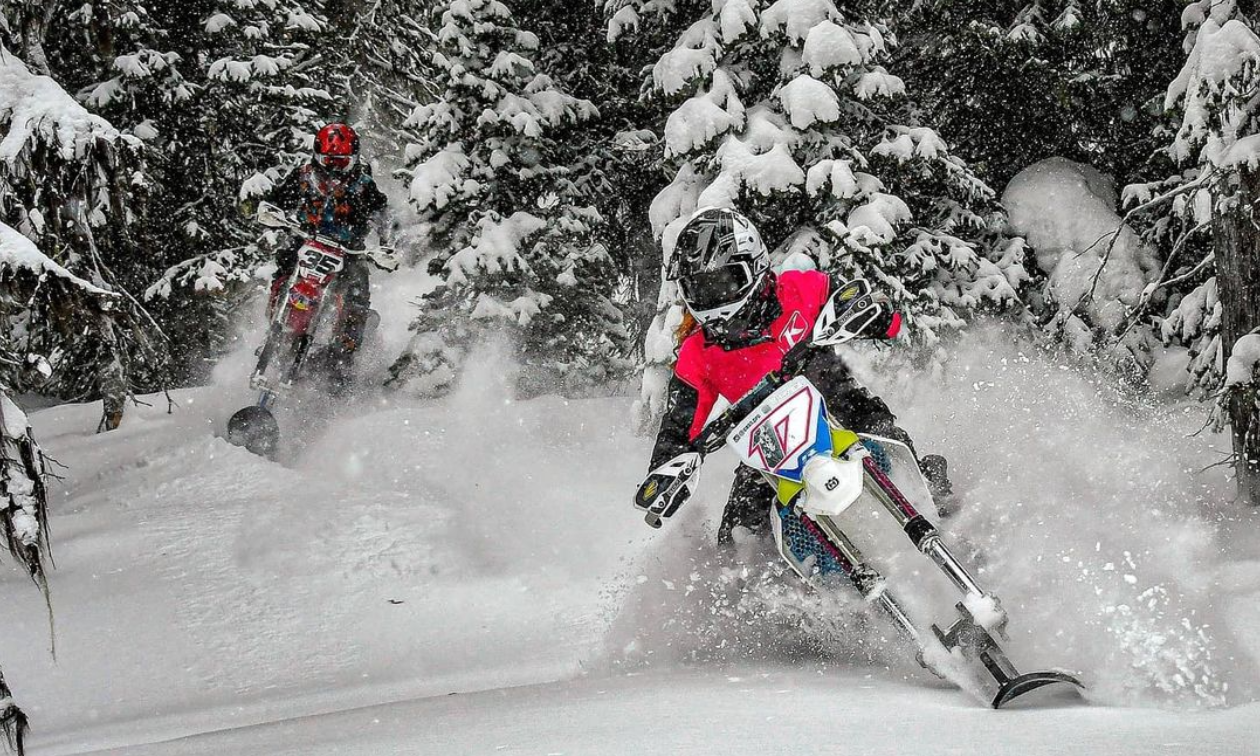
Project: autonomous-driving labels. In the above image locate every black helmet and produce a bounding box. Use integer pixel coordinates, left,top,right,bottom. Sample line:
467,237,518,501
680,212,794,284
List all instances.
670,207,771,328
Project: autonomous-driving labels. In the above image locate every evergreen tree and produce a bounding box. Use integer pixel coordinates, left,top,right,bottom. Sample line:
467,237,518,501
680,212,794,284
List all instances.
523,0,678,359
621,0,1029,428
1142,0,1260,504
0,38,156,430
897,1,1185,191
389,0,630,396
324,0,438,151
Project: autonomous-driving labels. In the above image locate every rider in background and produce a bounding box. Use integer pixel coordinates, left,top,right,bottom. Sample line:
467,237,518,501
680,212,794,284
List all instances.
639,207,954,543
265,122,388,391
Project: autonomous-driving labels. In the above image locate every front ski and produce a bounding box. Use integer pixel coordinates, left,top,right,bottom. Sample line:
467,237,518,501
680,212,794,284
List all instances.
788,439,1086,707
931,599,1083,708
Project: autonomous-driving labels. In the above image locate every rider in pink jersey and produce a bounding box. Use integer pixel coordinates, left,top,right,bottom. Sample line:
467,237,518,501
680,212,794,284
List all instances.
637,207,952,542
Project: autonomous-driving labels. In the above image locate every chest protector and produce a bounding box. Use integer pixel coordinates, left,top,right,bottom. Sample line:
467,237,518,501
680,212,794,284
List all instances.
295,164,375,245
675,269,831,440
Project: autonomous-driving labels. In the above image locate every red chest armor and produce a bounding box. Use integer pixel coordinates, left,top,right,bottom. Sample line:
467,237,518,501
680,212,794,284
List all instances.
674,270,831,440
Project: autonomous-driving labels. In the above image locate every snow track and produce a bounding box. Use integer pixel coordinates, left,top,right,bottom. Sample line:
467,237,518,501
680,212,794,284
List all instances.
2,326,1260,754
84,669,1260,756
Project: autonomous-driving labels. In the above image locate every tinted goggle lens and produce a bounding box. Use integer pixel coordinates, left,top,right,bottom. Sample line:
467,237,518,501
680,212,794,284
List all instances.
318,154,354,170
680,265,751,311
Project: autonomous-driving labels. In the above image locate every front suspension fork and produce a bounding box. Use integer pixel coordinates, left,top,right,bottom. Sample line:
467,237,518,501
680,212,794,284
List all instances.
859,456,997,619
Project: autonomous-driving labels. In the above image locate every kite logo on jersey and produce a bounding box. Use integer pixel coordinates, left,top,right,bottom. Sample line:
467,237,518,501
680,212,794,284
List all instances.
779,311,808,351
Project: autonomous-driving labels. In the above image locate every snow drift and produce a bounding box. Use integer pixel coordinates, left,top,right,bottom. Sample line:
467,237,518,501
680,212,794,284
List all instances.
2,281,1260,753
1003,157,1161,372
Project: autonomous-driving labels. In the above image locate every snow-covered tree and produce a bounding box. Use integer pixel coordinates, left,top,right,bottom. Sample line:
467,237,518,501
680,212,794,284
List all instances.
619,0,1029,428
521,1,678,357
1141,0,1260,504
389,0,630,396
898,1,1185,190
1003,157,1162,378
324,0,438,151
0,42,158,430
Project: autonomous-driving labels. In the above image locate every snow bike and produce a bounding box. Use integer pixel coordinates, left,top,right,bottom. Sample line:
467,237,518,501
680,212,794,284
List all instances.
635,280,1084,709
227,202,397,457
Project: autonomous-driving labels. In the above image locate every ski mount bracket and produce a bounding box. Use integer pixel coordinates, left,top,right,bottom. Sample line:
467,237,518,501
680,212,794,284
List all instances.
933,601,1084,709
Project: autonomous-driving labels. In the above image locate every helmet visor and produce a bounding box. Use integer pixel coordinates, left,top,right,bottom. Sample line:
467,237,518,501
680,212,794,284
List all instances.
680,263,753,313
317,153,355,171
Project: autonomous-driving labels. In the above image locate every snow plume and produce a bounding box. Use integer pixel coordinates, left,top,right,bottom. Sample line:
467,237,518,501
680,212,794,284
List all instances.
890,324,1257,707
605,522,919,676
1004,157,1161,377
613,323,1260,708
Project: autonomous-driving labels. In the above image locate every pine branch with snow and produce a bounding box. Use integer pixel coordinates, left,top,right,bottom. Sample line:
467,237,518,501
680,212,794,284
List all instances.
0,43,165,428
0,389,49,593
0,665,27,756
390,0,630,395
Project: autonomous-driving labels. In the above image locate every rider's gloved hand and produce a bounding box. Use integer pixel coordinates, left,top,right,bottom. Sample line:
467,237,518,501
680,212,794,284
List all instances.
634,451,702,528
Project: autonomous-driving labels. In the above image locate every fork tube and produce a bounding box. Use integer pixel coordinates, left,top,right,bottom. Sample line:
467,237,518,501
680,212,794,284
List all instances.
861,457,987,598
809,513,922,644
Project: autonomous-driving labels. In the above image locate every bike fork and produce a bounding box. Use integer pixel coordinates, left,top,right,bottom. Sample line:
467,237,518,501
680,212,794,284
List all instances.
800,512,923,646
860,457,991,607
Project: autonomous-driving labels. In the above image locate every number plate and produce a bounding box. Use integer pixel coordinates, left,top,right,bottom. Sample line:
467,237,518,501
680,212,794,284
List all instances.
727,376,834,481
295,242,345,280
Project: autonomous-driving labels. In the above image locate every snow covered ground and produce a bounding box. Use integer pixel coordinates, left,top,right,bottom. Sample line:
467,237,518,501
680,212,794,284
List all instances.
4,292,1260,753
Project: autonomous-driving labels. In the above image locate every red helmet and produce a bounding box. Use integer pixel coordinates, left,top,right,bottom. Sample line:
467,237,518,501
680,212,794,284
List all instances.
314,123,359,171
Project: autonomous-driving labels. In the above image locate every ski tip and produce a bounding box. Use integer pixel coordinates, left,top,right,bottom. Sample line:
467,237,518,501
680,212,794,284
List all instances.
227,405,280,458
992,672,1085,709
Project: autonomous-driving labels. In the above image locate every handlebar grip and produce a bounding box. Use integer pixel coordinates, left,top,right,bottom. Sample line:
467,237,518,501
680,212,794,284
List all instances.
644,512,663,529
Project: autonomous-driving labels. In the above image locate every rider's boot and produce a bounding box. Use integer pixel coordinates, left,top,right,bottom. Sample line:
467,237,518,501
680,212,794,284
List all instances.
717,466,771,547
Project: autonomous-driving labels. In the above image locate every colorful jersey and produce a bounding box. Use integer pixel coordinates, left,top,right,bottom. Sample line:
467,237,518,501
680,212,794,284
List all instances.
268,162,387,248
675,269,831,440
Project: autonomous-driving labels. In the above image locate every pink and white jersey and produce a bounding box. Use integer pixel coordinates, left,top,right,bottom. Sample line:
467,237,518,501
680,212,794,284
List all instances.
675,270,832,441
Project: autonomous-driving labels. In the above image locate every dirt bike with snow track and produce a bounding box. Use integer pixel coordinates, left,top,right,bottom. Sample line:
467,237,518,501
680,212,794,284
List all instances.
635,279,1084,708
226,202,397,458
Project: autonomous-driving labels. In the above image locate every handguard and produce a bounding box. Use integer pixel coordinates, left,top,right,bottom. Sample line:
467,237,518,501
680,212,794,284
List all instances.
369,249,400,272
635,451,702,528
814,278,885,347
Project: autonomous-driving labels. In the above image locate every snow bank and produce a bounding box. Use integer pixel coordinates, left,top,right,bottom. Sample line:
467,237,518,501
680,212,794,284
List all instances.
1003,157,1159,355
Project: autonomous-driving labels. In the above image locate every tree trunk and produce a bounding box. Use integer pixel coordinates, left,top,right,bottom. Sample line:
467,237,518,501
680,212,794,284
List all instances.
1215,167,1260,505
96,313,126,433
